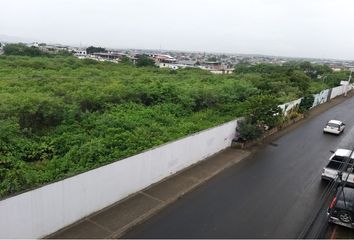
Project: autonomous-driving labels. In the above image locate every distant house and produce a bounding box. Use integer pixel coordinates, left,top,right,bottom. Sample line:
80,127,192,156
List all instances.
209,69,234,74
159,62,179,70
199,61,234,74
202,61,223,70
178,59,197,67
90,52,117,60
27,42,39,48
90,52,137,63
72,49,87,57
158,62,192,70
153,54,177,63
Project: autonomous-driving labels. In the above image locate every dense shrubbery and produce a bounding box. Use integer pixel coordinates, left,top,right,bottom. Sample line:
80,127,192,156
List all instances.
3,43,47,57
299,94,315,113
236,120,263,141
0,55,341,197
86,46,107,54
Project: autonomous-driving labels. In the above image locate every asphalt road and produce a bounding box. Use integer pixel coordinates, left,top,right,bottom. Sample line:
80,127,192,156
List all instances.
123,96,354,239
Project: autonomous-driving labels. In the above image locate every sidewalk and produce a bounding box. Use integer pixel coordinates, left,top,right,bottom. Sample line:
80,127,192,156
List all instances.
47,148,251,239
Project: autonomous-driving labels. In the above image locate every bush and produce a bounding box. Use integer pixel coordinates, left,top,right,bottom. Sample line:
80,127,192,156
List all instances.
136,55,156,67
288,111,302,120
237,120,262,141
3,43,47,57
299,95,315,113
244,95,283,128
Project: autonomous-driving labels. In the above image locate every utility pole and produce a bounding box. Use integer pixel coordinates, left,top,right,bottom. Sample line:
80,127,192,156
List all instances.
344,69,353,97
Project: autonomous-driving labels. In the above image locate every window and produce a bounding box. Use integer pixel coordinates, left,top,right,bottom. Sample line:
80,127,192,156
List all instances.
327,123,340,128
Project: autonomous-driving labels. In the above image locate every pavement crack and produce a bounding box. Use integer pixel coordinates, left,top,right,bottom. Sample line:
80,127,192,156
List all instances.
86,218,113,235
139,191,165,204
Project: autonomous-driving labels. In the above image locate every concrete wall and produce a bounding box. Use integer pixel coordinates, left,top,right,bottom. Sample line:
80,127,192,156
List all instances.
0,120,238,239
312,89,331,108
279,98,302,116
330,84,354,99
330,85,345,99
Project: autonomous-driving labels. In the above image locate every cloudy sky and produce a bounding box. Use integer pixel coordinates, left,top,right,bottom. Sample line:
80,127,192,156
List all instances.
1,0,354,60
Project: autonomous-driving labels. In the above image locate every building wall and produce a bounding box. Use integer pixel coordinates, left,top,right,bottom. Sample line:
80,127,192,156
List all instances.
0,120,238,239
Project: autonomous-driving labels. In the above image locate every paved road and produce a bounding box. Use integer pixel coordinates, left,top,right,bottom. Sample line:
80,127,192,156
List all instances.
123,96,354,239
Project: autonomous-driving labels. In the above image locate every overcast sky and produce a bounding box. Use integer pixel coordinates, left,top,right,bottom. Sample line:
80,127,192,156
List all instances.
1,0,354,60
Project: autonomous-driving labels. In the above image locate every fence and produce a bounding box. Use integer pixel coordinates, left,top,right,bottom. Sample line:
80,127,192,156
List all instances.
279,84,353,116
0,119,238,238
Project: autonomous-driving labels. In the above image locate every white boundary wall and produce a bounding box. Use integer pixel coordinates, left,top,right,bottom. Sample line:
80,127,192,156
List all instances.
0,120,238,239
312,89,330,108
278,98,302,116
330,85,346,99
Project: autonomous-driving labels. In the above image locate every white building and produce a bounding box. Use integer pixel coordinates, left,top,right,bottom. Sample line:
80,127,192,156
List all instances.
153,54,177,63
73,49,87,56
158,62,179,70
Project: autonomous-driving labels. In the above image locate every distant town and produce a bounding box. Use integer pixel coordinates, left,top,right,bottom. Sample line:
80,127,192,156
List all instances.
1,41,354,73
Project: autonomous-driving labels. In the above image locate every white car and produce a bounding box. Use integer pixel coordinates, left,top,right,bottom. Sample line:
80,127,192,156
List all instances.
322,148,354,186
323,120,345,135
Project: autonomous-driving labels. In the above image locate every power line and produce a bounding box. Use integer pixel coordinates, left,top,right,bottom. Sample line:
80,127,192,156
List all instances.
298,146,354,238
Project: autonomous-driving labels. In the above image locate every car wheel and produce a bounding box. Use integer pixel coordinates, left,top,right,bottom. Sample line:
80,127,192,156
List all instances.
338,211,352,223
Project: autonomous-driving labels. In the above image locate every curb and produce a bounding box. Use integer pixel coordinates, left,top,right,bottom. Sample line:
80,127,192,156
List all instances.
112,149,251,238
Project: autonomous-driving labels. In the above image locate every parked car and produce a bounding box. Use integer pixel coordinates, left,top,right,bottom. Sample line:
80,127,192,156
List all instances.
328,187,354,229
323,120,345,135
321,149,354,186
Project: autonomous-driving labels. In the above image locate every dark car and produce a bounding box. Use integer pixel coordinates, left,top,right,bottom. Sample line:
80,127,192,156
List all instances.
328,187,354,229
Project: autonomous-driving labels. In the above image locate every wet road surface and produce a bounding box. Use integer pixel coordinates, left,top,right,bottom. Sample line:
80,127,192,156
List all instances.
123,96,354,238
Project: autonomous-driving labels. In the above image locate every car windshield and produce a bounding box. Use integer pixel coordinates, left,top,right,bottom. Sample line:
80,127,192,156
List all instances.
326,161,354,170
327,123,340,128
332,155,348,162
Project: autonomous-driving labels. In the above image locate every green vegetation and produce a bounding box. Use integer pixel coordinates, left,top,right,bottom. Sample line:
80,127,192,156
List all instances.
136,55,156,67
3,43,48,57
244,95,282,128
237,120,263,141
86,46,107,54
0,51,345,197
298,94,315,113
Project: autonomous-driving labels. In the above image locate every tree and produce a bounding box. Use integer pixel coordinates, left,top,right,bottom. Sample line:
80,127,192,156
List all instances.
289,70,311,93
136,55,156,67
3,43,45,57
237,120,262,141
244,95,282,128
120,56,133,65
86,46,107,54
298,95,314,113
207,57,217,62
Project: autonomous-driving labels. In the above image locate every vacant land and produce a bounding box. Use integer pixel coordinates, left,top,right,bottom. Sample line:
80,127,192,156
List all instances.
0,55,344,197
